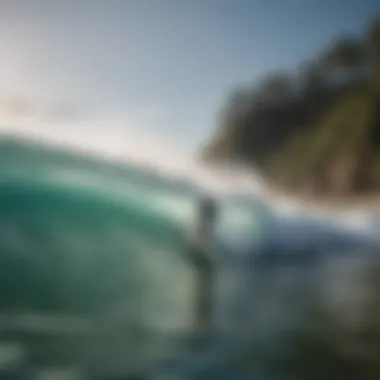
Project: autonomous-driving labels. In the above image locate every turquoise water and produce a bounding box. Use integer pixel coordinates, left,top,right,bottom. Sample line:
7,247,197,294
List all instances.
0,137,278,378
0,136,376,379
0,138,201,320
0,137,277,318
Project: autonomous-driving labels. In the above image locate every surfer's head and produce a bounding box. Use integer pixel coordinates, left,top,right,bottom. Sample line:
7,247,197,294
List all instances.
198,194,218,226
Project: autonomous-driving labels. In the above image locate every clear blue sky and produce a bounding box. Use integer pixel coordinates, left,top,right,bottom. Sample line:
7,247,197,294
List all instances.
0,0,378,154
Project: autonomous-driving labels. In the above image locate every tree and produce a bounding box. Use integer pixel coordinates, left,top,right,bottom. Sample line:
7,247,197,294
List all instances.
323,36,366,82
298,61,327,98
201,16,380,199
366,18,380,61
203,86,253,161
256,72,293,103
365,18,380,88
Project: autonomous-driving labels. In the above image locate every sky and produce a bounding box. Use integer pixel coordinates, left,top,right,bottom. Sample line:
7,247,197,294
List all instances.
0,0,378,162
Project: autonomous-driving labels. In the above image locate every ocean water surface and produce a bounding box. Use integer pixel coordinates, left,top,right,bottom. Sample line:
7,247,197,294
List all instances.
0,135,378,379
0,136,280,378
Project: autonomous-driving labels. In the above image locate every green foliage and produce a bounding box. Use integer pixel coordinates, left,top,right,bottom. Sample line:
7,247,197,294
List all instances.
366,18,380,59
203,17,380,198
323,36,366,72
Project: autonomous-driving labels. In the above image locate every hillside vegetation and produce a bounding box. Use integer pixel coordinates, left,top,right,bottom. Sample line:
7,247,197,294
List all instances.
203,18,380,200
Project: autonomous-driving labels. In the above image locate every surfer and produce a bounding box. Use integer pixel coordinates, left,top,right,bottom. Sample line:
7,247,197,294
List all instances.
185,194,219,332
